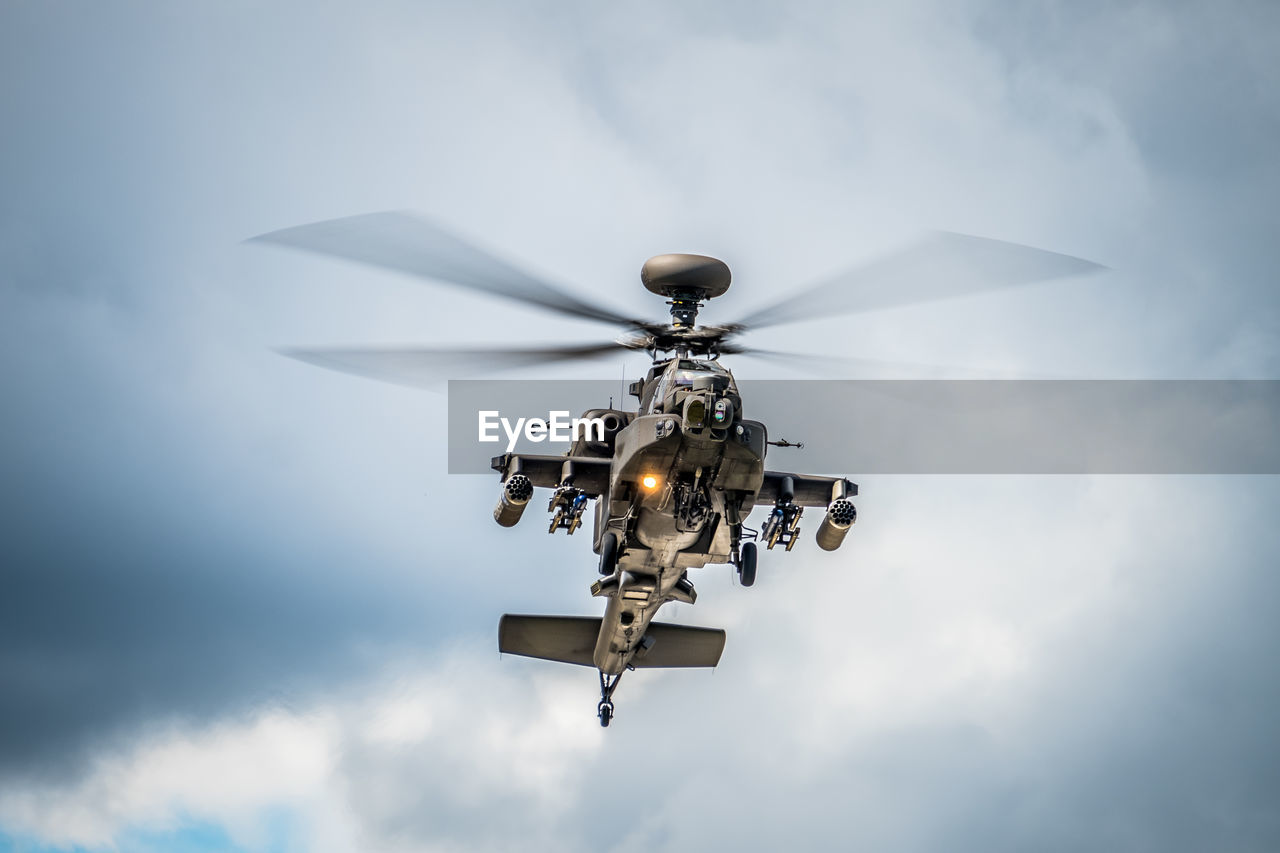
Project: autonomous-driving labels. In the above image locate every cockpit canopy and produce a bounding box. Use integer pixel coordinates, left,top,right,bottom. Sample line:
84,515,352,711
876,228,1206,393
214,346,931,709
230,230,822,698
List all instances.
644,358,738,415
672,359,731,388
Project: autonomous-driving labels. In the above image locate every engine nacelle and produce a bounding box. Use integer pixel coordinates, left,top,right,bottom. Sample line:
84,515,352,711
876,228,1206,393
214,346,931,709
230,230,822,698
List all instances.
815,498,857,551
567,408,631,457
494,474,534,527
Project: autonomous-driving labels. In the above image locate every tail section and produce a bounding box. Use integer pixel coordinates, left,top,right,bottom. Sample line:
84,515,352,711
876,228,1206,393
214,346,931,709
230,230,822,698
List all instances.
498,614,726,669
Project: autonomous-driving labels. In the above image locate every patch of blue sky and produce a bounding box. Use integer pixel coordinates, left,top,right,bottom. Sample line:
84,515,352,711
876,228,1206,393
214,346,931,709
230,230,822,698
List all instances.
0,812,297,853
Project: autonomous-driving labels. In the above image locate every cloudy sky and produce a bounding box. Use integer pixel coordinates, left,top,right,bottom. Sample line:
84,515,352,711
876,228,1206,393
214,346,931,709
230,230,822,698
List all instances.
2,1,1278,851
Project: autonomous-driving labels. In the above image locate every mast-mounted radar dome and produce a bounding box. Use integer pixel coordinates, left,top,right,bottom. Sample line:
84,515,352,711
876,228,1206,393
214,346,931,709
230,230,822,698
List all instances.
641,254,731,300
641,254,731,327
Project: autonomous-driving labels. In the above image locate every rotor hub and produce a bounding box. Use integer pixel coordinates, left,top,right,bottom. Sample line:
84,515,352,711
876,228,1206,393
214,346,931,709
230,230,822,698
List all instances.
619,323,744,359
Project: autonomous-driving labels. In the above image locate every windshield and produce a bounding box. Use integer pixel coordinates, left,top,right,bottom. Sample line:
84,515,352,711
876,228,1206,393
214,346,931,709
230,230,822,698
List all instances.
677,359,726,372
673,360,728,387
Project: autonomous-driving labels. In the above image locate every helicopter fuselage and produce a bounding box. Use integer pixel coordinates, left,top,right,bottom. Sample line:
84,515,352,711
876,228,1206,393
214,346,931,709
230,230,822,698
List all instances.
493,356,856,686
579,359,765,673
587,409,767,674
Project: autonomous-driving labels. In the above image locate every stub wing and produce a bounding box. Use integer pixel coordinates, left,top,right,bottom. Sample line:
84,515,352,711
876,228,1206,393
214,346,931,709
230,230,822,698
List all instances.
755,471,858,506
490,453,611,496
499,614,726,669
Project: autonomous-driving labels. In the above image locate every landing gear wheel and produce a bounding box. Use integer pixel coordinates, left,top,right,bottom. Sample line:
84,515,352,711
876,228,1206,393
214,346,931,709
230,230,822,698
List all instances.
598,532,618,576
738,541,758,587
597,669,623,727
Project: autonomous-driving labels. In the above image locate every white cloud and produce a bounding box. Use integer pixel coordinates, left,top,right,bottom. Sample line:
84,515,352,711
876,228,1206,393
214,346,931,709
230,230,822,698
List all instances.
0,710,338,850
0,648,602,853
5,477,1275,852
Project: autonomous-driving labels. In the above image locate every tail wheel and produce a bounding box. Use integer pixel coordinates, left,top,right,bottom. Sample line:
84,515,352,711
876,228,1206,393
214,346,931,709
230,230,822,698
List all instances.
738,541,758,587
598,532,619,576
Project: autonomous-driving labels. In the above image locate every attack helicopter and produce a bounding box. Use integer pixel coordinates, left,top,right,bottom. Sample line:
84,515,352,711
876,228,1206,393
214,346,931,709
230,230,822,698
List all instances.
252,212,1101,726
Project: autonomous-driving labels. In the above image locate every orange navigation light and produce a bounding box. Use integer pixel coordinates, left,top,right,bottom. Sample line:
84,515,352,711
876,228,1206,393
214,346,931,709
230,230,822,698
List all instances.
641,475,659,490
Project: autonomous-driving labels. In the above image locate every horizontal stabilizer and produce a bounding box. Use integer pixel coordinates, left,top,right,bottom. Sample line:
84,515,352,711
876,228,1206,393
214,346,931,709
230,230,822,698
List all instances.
499,615,598,667
499,615,726,669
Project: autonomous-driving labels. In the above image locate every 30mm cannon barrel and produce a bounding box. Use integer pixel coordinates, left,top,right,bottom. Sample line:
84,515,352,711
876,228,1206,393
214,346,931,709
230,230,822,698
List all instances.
494,474,534,527
815,498,857,551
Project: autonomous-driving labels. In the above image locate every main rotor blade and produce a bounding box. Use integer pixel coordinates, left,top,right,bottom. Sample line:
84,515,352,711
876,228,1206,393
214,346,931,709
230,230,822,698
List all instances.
735,347,1062,379
280,341,629,388
250,212,643,328
731,232,1105,331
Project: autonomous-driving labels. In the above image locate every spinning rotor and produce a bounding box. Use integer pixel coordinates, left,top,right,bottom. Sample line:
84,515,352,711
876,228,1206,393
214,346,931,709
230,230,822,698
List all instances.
250,211,1104,381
